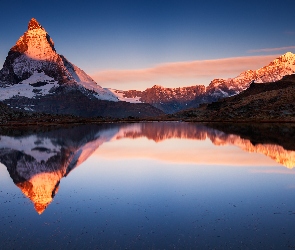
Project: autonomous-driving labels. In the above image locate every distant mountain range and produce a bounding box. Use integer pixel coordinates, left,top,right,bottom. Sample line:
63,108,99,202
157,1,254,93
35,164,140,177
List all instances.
0,18,163,118
0,18,295,118
114,52,295,113
174,74,295,122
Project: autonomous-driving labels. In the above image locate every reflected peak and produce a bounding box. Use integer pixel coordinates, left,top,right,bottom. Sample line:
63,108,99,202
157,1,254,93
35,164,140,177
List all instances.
16,172,61,214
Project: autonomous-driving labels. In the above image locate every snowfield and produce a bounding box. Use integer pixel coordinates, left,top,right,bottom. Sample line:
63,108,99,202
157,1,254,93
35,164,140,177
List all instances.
107,88,142,103
0,71,59,101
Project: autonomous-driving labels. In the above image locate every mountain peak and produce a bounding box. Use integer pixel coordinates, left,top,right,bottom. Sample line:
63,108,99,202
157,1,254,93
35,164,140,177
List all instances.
279,51,295,60
283,51,294,56
28,18,44,30
151,85,164,89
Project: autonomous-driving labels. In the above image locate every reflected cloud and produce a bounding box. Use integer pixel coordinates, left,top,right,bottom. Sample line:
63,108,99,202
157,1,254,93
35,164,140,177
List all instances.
0,122,295,213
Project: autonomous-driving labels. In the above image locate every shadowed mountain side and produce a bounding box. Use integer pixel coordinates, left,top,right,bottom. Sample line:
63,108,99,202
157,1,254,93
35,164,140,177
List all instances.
0,100,97,125
2,87,164,118
173,74,295,122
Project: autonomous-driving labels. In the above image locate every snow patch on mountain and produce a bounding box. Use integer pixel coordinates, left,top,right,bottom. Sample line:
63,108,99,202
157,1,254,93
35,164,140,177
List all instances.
0,71,58,101
107,88,142,103
21,71,57,84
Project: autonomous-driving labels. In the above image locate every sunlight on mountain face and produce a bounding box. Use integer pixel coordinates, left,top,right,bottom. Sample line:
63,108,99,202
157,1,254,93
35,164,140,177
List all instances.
0,122,294,214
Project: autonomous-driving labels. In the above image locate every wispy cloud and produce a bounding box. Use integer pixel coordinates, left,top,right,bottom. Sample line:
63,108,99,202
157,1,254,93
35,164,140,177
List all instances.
91,54,279,88
248,46,295,53
284,31,295,36
250,169,295,174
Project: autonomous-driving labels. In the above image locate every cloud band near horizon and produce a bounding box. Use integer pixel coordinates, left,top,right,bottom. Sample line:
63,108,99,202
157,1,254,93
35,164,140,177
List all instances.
91,54,280,90
248,46,295,53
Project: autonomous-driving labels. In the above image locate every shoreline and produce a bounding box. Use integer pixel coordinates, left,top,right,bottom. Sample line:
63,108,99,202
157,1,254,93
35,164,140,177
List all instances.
1,117,295,128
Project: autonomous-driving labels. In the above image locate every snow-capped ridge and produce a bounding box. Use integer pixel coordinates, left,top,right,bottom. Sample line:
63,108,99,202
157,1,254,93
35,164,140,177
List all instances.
114,52,295,112
206,52,295,98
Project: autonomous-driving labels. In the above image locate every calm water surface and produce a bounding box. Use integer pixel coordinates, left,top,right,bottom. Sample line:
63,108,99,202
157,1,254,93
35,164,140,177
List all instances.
1,122,295,249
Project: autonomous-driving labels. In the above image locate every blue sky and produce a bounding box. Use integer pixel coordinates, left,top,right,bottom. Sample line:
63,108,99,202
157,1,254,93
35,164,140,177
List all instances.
1,0,295,89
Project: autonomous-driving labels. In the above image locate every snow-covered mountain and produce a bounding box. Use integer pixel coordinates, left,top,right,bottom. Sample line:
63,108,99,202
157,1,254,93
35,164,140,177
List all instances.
205,52,295,99
115,52,295,113
0,18,163,118
0,18,118,102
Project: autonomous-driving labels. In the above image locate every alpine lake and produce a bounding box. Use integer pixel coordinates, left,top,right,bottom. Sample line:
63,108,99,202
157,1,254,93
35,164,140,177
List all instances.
1,121,295,249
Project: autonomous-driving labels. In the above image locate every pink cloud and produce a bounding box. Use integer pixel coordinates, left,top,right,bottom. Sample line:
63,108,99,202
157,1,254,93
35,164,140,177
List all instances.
91,54,279,88
248,46,295,53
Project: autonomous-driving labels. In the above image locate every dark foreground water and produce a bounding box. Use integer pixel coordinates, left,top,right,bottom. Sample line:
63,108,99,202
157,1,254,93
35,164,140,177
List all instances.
1,122,295,249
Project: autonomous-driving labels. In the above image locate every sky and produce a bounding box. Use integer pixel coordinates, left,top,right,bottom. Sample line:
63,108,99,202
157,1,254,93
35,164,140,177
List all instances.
1,0,295,90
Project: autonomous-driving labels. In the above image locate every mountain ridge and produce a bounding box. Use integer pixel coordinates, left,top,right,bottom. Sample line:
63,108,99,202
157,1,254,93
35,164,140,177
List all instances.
173,74,295,122
112,52,295,113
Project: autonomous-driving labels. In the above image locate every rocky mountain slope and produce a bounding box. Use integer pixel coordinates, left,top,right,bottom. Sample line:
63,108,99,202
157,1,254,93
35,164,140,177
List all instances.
173,74,295,122
114,52,295,113
0,18,163,118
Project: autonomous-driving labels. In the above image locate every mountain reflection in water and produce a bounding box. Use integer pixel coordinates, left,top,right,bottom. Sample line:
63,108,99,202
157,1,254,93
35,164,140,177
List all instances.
0,122,295,214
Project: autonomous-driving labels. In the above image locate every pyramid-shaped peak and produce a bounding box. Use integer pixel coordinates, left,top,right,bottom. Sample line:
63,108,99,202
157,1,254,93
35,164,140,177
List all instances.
28,18,44,30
